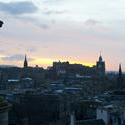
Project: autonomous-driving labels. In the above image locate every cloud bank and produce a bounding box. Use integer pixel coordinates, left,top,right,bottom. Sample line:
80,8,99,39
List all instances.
0,1,37,15
1,54,34,61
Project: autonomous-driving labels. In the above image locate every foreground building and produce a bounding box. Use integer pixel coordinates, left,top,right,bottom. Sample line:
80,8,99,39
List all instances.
8,92,69,125
97,104,125,125
0,97,10,125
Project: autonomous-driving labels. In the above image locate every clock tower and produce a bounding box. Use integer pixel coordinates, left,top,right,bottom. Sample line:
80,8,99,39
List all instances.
96,53,105,75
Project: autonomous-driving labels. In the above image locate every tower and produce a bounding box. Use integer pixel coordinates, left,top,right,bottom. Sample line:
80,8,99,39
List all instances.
24,54,28,68
119,64,122,76
96,53,105,75
117,64,124,89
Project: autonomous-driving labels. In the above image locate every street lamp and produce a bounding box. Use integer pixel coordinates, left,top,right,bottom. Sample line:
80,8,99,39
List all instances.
0,20,4,28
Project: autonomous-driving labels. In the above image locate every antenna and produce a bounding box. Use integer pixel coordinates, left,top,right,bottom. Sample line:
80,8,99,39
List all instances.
100,51,102,56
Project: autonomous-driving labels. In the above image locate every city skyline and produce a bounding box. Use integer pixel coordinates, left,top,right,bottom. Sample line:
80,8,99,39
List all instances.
0,53,120,72
0,0,125,71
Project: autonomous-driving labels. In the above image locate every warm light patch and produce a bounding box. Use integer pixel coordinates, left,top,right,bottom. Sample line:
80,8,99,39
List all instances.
0,55,6,58
0,55,7,61
30,58,95,68
32,58,54,64
70,61,95,67
81,62,95,67
0,56,95,68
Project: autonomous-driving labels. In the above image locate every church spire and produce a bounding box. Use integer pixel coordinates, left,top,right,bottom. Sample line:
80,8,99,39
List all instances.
99,51,103,62
24,54,28,68
96,52,105,75
117,64,124,89
119,64,122,76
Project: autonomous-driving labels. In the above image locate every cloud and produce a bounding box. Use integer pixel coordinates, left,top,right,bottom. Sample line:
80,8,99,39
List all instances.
1,54,34,61
15,16,50,29
0,50,5,54
43,10,65,15
0,1,38,15
84,19,101,26
26,47,37,53
43,0,63,4
39,24,49,29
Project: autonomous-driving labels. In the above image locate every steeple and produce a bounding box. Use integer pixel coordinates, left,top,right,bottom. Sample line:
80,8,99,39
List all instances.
117,64,124,89
116,64,125,90
119,64,122,76
96,52,105,75
99,51,103,62
24,54,28,68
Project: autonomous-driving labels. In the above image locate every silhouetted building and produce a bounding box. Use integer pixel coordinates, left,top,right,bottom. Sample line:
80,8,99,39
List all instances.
53,61,69,75
117,64,124,89
96,54,105,75
53,61,96,77
21,77,33,89
9,93,67,125
24,55,28,68
0,97,10,125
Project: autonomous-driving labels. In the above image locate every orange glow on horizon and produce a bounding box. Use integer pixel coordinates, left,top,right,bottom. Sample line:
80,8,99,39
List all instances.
31,58,95,68
0,55,7,58
0,56,118,71
70,62,95,67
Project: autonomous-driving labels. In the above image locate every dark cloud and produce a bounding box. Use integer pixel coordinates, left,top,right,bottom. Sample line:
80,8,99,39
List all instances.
0,1,37,15
1,54,34,61
85,19,101,26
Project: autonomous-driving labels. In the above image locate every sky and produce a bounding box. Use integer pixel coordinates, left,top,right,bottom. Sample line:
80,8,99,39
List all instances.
0,0,125,71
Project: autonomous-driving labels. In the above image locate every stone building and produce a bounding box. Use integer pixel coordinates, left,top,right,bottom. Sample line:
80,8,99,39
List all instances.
97,104,125,125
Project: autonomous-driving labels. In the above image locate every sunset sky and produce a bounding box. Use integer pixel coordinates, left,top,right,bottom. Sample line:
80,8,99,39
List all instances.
0,0,125,71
